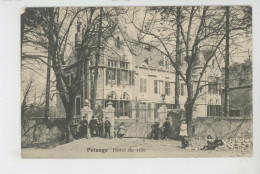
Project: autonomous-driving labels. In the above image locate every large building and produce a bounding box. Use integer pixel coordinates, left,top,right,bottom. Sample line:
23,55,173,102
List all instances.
56,21,222,122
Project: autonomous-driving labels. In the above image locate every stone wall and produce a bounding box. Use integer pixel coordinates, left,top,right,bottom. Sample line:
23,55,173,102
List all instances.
21,119,65,147
193,117,253,139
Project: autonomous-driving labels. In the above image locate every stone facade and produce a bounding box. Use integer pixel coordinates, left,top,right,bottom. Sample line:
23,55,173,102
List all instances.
56,22,222,123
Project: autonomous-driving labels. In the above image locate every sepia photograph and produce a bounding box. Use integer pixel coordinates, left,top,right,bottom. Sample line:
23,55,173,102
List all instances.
20,6,253,158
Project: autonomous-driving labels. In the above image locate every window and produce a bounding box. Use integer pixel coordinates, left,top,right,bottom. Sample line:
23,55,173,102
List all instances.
166,104,175,109
129,71,135,86
165,60,169,69
116,36,120,49
121,70,128,82
180,83,186,96
171,83,175,95
154,80,158,93
216,105,221,116
120,61,129,70
75,96,81,116
140,78,147,92
139,102,146,122
230,110,240,117
207,105,222,116
154,80,163,94
218,84,222,94
65,74,71,86
108,59,117,68
108,69,116,81
159,60,164,67
165,82,170,95
208,83,219,95
119,101,130,116
199,85,204,93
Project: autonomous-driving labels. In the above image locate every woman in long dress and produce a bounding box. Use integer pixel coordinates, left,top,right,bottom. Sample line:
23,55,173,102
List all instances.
180,120,188,148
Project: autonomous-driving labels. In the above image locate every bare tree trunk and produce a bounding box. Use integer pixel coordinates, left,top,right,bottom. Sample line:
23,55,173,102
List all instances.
86,59,90,100
185,102,194,137
175,6,181,109
224,6,230,117
185,74,194,137
65,107,74,143
91,7,103,110
44,52,51,122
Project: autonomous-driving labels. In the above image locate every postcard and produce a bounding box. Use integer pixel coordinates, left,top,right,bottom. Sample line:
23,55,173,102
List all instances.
21,6,252,158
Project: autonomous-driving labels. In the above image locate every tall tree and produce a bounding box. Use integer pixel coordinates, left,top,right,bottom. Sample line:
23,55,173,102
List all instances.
22,7,123,142
175,6,181,109
224,6,230,117
90,7,103,110
22,7,94,142
127,7,226,136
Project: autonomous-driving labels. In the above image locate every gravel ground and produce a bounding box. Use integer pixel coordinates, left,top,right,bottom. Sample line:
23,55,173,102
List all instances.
21,137,253,158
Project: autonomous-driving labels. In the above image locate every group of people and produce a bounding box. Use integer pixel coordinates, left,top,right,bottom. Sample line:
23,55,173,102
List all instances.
150,118,188,148
80,115,223,150
150,117,172,140
80,115,112,139
80,115,126,139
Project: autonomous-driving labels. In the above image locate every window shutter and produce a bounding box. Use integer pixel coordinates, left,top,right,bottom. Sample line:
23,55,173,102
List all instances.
132,72,135,85
129,71,132,85
140,79,143,92
117,69,121,85
165,82,167,95
129,102,132,118
154,80,157,93
106,68,109,85
136,102,139,119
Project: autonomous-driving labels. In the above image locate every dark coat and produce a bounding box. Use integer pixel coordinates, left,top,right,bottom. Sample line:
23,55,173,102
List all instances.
89,119,97,129
81,120,88,128
98,121,103,129
151,122,159,133
163,121,171,131
104,120,111,129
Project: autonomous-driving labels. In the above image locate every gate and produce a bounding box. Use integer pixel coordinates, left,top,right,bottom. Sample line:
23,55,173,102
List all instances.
114,104,158,138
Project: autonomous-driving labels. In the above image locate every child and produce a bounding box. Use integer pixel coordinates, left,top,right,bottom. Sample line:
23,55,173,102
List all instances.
118,122,126,138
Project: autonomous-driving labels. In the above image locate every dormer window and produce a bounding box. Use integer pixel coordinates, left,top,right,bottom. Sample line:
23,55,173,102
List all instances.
120,61,129,70
212,59,215,68
108,59,117,68
159,60,164,67
116,36,120,49
165,60,169,69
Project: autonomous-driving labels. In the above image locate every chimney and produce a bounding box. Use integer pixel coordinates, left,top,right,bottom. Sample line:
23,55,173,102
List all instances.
75,20,82,47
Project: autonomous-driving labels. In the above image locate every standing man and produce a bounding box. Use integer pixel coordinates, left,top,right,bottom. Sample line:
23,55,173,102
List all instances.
163,117,171,140
81,115,88,139
104,117,111,139
89,116,98,137
97,118,104,137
